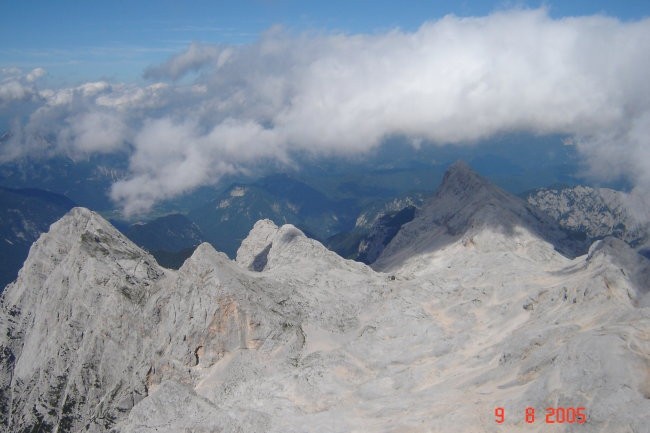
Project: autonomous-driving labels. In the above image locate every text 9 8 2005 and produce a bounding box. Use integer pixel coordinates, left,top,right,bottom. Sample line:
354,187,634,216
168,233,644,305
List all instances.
494,407,587,425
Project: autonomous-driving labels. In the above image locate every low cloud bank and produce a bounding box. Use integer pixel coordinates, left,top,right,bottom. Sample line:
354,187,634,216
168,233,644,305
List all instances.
2,9,650,216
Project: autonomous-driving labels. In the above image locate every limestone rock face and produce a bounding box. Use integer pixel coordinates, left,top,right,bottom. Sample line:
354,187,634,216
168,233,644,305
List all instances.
0,208,164,432
1,165,650,433
0,209,297,432
527,185,648,245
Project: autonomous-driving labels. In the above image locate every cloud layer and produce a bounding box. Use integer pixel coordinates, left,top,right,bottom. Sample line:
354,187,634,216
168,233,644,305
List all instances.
2,9,650,216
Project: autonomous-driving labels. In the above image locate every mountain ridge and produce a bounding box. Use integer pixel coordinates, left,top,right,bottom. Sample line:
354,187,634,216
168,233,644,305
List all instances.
374,161,587,272
1,164,649,432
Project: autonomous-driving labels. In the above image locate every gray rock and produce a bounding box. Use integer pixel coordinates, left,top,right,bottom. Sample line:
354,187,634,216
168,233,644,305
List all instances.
526,185,650,250
1,166,649,432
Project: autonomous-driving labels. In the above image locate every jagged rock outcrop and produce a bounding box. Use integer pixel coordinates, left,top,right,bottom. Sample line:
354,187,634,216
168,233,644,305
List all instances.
1,163,650,432
527,185,650,255
236,219,281,271
527,186,645,241
0,209,301,432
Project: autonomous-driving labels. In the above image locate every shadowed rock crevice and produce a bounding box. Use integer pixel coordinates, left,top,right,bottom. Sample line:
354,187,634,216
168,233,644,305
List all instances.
250,243,272,272
192,346,204,367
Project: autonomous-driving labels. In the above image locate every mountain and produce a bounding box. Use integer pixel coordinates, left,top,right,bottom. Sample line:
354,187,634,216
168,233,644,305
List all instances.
299,133,584,200
374,161,588,272
326,194,424,263
526,185,649,255
0,209,165,432
0,209,380,432
0,187,76,290
189,174,359,258
1,164,650,432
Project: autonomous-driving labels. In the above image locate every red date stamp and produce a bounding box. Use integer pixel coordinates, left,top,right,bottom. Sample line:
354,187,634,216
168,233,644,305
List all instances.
494,406,587,424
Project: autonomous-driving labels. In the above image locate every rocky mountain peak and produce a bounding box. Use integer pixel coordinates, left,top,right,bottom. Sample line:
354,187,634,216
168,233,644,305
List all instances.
0,209,167,432
180,242,228,271
236,219,280,270
374,162,587,271
436,160,492,201
8,207,159,291
236,219,365,274
50,206,109,237
38,207,140,258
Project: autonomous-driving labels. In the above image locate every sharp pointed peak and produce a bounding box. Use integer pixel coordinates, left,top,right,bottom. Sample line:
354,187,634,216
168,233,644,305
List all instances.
191,242,220,257
10,207,165,295
236,219,280,269
252,219,279,232
62,206,99,224
446,160,473,173
435,160,494,201
50,207,121,239
442,160,486,183
180,242,232,273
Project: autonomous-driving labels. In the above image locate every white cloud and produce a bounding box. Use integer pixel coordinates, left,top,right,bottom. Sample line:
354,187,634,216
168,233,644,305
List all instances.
2,9,650,216
25,67,46,83
110,116,288,214
143,42,226,81
0,68,46,106
58,111,128,154
0,80,30,103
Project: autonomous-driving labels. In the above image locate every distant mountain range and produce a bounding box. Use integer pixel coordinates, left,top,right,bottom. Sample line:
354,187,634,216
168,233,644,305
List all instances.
188,174,361,258
0,154,128,212
0,133,593,286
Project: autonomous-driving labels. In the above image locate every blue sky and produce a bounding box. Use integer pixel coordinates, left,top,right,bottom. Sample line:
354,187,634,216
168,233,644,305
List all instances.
1,0,649,84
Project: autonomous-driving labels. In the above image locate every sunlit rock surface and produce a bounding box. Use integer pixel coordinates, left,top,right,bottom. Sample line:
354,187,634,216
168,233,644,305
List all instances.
1,164,649,433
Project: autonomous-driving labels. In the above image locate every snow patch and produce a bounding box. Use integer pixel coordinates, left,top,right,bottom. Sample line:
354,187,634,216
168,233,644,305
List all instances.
229,186,247,197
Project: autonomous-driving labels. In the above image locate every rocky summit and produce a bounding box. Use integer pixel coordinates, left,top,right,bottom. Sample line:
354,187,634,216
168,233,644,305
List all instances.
1,164,649,433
